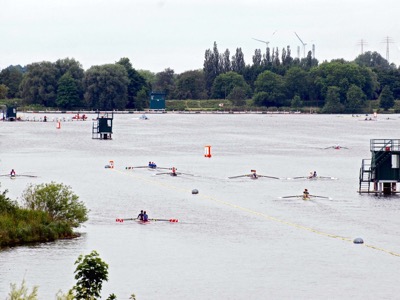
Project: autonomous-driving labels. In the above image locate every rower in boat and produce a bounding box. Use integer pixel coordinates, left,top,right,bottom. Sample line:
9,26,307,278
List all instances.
143,211,149,222
303,189,310,200
251,170,258,179
10,169,16,178
137,210,144,220
308,171,317,179
148,161,157,169
171,167,177,176
323,145,348,150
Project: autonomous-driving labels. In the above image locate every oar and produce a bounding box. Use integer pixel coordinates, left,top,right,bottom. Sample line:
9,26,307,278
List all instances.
317,176,338,180
228,174,249,179
258,175,280,179
178,172,194,176
281,195,302,198
309,194,330,199
155,172,173,175
115,218,136,222
17,174,38,178
149,218,179,222
125,166,146,170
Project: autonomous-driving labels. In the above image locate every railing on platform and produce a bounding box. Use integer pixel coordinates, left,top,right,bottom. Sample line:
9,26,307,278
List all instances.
370,139,400,151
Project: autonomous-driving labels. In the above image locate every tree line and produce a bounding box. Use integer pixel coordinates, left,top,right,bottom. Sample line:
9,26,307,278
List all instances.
0,43,400,112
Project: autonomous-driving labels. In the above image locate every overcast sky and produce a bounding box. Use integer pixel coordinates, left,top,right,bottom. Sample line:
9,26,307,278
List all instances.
1,0,399,73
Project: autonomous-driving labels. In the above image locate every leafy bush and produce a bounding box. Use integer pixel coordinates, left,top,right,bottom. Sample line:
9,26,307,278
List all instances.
73,250,109,300
22,182,88,228
0,186,18,214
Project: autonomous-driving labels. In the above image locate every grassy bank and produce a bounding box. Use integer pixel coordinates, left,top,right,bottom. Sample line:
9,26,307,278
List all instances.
0,208,75,248
166,99,319,113
3,98,400,114
0,183,87,249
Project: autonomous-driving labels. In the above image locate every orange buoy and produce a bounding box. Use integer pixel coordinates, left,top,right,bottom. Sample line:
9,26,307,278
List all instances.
204,145,212,158
56,121,61,129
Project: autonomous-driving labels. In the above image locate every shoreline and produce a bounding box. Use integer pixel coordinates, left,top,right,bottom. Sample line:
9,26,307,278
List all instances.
18,110,303,115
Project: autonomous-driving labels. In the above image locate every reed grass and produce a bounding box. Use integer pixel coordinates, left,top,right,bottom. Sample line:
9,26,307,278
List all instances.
0,208,74,248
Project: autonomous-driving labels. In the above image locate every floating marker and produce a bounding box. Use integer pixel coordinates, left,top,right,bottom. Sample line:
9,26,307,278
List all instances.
353,237,364,244
192,189,199,194
204,145,212,158
56,121,61,129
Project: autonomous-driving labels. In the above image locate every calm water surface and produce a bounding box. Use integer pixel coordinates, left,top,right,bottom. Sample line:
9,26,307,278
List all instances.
1,113,400,300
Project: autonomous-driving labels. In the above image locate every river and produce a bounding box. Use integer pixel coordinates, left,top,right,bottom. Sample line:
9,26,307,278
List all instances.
1,112,400,300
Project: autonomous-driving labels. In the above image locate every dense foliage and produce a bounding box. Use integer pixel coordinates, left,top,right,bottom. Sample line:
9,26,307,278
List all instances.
22,182,88,228
73,250,109,300
0,183,87,248
1,44,400,113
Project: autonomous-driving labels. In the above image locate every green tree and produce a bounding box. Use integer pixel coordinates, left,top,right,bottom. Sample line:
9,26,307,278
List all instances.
254,70,286,106
284,67,309,100
203,42,222,96
73,251,109,300
345,84,366,113
137,69,156,87
253,91,276,107
0,66,24,98
211,71,250,99
117,57,149,109
379,85,395,110
0,84,8,99
321,86,344,113
22,182,88,228
221,49,231,73
231,47,246,75
291,94,303,109
227,86,247,106
54,58,85,101
56,72,80,109
153,68,176,98
20,61,58,106
310,60,376,104
135,87,149,110
84,64,129,110
374,68,400,99
175,70,207,99
0,185,17,214
354,51,390,70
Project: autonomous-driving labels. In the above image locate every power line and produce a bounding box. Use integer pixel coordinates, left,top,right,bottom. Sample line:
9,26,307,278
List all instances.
382,36,394,62
357,39,368,55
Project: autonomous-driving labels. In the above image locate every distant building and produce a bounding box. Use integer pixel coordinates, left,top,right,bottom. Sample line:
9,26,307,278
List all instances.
149,92,166,110
92,111,113,140
5,106,17,121
359,139,400,194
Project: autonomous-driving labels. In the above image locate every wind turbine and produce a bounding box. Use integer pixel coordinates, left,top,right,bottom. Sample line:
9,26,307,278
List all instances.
294,32,307,58
252,38,270,47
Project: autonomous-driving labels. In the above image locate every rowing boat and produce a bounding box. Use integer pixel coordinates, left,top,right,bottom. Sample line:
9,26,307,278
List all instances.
116,218,179,223
287,176,337,180
135,219,150,224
